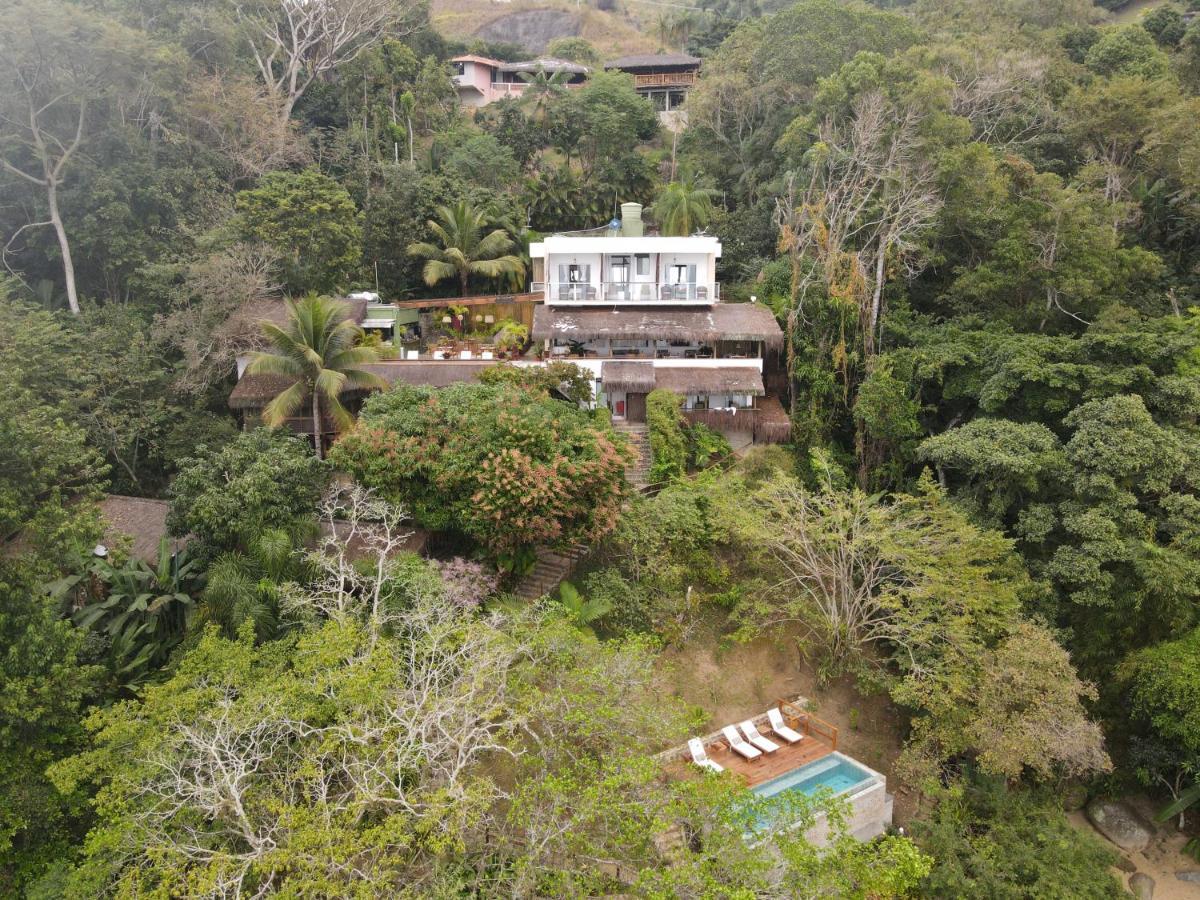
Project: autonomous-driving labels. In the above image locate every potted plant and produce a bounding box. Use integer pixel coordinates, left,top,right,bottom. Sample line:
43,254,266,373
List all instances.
492,320,528,359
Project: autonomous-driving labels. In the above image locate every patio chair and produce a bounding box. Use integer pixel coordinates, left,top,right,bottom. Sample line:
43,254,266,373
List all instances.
767,708,804,745
586,285,599,302
722,725,762,761
739,720,780,755
688,738,724,774
660,285,673,302
697,286,708,302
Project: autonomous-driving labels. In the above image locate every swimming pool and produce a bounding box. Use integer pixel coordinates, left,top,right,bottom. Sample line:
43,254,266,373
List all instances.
750,753,877,801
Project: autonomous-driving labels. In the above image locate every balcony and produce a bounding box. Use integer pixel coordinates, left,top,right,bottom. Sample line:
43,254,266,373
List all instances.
633,71,697,89
489,82,527,97
534,281,718,306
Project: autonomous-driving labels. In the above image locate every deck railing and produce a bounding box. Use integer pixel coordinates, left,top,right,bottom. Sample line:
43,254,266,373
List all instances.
777,698,839,751
634,71,697,88
533,281,719,303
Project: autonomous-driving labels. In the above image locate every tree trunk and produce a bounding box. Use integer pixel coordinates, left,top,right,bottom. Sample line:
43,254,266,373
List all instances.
407,116,415,166
311,389,323,458
47,179,80,315
460,269,470,297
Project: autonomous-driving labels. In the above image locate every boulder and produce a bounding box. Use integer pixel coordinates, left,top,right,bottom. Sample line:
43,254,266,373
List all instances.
1084,799,1154,853
1129,872,1154,899
1176,870,1200,884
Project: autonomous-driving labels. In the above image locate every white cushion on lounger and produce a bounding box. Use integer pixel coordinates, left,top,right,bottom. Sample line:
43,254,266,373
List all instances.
739,720,780,754
722,725,762,760
767,708,804,744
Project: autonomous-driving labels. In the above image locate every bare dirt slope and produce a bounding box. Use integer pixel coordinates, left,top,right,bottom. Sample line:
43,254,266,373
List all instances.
655,622,911,816
431,0,659,57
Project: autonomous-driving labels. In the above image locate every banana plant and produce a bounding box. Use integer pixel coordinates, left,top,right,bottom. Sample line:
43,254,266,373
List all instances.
70,538,204,686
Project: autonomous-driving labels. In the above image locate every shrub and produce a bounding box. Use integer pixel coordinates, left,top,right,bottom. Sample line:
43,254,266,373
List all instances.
647,389,688,483
688,422,731,470
431,557,498,611
330,384,631,558
168,429,329,553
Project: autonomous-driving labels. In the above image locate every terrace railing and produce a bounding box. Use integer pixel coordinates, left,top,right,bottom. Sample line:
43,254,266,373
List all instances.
633,71,697,88
534,281,718,303
777,698,839,751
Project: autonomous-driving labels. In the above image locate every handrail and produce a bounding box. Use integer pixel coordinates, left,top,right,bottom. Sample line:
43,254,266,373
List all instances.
532,281,720,303
633,72,697,88
775,698,839,751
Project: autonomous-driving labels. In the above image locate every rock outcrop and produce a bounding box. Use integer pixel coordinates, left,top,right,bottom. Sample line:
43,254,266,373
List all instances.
476,10,580,53
1084,799,1154,853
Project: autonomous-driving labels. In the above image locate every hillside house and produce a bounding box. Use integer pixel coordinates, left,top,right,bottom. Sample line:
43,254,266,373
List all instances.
451,55,589,107
604,53,700,127
529,203,789,445
226,204,790,449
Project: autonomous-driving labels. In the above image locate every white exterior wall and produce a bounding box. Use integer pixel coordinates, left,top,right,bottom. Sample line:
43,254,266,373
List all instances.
531,235,722,306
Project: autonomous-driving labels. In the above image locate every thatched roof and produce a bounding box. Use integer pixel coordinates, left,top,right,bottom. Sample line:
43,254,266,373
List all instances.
754,395,792,444
99,495,188,562
217,297,369,349
605,53,700,70
601,361,656,393
229,361,497,410
654,366,765,396
532,304,783,348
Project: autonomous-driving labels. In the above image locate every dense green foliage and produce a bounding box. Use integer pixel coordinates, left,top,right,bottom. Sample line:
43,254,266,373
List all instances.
0,562,100,893
913,778,1123,899
647,389,689,483
168,430,329,553
236,170,363,294
2,0,1200,892
331,384,631,559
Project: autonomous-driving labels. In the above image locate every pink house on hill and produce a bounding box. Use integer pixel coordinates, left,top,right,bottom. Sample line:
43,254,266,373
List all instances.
450,55,589,108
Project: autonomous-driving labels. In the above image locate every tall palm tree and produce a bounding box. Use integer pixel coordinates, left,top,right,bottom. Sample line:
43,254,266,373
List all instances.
407,201,525,296
518,66,571,121
246,294,386,457
652,177,721,236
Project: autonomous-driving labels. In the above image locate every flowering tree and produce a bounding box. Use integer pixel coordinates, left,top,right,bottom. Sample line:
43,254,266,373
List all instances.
330,384,632,561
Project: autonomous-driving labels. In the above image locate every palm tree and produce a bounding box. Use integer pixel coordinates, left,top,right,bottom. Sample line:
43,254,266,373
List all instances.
518,66,571,121
407,201,525,296
652,177,720,236
556,581,612,637
246,294,386,457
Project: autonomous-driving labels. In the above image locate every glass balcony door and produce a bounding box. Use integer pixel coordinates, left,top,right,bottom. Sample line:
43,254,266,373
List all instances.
607,255,632,302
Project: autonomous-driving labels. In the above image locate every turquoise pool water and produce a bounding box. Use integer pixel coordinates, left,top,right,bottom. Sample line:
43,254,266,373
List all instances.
750,754,875,801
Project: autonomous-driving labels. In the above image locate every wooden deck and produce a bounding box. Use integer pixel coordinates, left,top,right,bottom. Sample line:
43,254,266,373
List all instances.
671,703,842,788
705,734,834,787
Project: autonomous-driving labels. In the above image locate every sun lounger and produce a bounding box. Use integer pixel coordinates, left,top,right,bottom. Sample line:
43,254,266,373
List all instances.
767,708,804,744
688,738,723,774
722,725,762,760
740,720,780,754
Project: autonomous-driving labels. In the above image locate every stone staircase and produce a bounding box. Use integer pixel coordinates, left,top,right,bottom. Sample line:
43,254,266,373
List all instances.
614,421,651,492
512,543,590,600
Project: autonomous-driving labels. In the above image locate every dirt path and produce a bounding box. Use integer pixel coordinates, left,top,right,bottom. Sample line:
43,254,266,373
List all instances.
1068,801,1200,899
